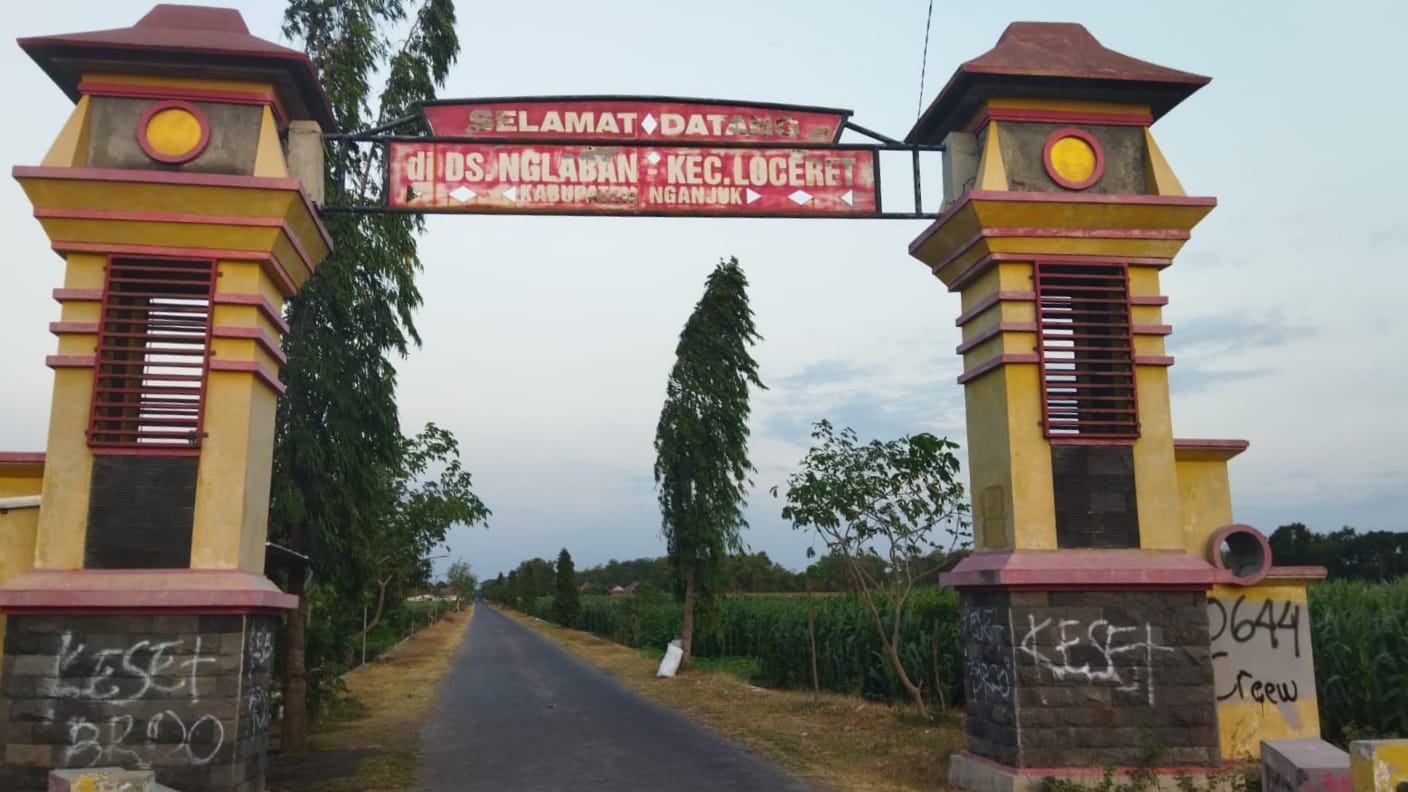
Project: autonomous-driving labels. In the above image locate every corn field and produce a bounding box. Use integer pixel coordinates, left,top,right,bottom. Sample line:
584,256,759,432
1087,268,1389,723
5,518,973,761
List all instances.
1309,577,1408,741
528,578,1406,738
530,588,965,707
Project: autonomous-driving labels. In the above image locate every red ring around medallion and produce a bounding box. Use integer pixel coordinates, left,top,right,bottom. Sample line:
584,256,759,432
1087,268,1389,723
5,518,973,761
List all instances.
136,100,211,165
1042,127,1104,191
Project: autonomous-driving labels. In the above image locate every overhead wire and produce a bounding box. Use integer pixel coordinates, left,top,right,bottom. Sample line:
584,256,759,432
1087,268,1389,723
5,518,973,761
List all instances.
917,0,935,119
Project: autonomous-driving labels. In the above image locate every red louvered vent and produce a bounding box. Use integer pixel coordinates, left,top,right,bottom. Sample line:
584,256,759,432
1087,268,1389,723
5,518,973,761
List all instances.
1035,263,1139,439
88,257,216,452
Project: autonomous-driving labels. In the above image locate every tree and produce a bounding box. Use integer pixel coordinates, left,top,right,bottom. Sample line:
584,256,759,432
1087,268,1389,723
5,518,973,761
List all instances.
274,0,460,751
553,549,581,626
446,560,477,607
775,420,969,718
654,257,765,670
354,425,489,642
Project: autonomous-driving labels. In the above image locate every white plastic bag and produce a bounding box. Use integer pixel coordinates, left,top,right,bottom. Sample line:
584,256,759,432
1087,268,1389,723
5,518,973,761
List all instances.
656,639,684,677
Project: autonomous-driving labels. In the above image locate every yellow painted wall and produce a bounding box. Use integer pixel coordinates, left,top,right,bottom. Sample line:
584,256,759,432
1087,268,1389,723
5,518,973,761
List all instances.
1175,459,1234,556
1208,581,1320,760
1351,740,1408,792
965,369,1015,549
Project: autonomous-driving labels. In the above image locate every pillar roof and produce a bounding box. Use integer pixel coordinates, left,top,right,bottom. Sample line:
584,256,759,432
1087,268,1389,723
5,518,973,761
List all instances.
906,22,1209,143
18,3,336,131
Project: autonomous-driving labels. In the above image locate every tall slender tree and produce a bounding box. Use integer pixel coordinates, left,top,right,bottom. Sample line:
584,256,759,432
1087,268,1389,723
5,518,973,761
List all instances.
553,548,581,626
274,0,460,750
654,257,765,670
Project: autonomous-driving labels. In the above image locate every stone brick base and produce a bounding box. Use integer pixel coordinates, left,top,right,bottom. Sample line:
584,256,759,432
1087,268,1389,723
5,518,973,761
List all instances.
0,612,277,792
960,588,1220,770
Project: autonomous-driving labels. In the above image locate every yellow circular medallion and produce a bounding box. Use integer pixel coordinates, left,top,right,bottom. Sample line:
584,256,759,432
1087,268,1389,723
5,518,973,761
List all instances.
1043,128,1104,190
137,101,210,164
1049,137,1096,183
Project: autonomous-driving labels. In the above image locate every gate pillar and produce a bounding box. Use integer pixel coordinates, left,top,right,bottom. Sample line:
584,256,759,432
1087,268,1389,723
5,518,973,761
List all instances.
907,22,1326,789
0,6,334,791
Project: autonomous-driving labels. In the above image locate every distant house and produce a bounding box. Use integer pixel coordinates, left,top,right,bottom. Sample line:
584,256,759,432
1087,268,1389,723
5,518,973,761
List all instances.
623,581,639,595
579,582,593,593
609,585,626,596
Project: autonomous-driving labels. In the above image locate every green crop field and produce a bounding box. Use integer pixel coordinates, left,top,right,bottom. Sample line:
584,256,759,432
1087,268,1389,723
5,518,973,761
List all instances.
529,578,1407,742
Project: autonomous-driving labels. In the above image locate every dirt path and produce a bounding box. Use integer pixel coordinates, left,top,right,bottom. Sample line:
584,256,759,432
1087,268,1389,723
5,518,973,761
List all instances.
417,605,825,791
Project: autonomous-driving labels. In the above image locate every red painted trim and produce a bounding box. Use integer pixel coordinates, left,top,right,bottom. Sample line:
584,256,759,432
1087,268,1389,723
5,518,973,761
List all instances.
954,290,1035,327
955,322,1038,355
1133,354,1175,366
52,288,104,302
957,751,1238,778
0,452,45,464
3,606,294,615
212,293,289,334
1047,436,1138,446
46,354,95,369
1265,565,1329,581
966,107,1153,135
136,100,211,165
939,549,1217,590
15,164,304,193
37,206,283,229
79,80,290,127
212,325,288,366
87,254,216,453
965,190,1217,208
914,192,1217,256
932,231,1182,287
988,226,1188,241
1132,324,1172,335
956,353,1039,385
14,166,333,258
92,447,201,457
1174,438,1249,453
1129,295,1170,306
1043,128,1106,190
1207,524,1272,586
209,359,286,395
53,241,298,298
48,321,100,335
945,252,1174,293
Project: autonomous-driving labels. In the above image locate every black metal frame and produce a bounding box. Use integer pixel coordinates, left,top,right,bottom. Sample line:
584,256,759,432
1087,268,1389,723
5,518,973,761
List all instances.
321,97,943,220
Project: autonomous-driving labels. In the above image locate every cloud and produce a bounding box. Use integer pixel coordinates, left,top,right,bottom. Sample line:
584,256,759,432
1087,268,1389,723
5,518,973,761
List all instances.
1168,364,1266,395
1167,309,1315,357
758,355,966,446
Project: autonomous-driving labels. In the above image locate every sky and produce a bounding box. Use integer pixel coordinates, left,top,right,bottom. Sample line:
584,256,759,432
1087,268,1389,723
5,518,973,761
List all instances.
2,1,1405,582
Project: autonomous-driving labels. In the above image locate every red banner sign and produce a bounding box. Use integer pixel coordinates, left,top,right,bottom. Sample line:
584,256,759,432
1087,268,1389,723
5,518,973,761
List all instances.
421,98,848,144
389,142,877,216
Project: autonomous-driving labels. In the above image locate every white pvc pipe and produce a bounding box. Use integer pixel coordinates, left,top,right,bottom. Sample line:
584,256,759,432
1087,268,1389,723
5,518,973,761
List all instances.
0,495,41,511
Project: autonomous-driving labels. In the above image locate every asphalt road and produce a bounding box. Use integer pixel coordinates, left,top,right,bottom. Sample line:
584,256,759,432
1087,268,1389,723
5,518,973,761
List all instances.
417,605,825,791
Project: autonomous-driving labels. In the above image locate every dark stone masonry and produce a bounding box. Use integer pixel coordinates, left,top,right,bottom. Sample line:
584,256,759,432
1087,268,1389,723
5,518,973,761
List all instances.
960,589,1220,769
0,612,277,792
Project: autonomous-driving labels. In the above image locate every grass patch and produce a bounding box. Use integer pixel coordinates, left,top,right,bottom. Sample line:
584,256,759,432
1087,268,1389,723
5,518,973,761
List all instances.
267,606,473,792
505,607,963,792
639,648,760,681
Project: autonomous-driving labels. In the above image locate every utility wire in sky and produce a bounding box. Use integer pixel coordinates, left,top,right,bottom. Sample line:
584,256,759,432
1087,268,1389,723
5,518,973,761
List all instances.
917,0,935,119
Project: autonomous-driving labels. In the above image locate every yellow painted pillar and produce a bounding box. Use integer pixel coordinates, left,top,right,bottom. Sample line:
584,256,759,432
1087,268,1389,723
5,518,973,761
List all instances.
0,6,335,789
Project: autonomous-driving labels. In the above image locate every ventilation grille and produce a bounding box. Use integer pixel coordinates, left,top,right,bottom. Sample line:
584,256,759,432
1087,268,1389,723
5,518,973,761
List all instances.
88,257,216,451
1035,263,1138,439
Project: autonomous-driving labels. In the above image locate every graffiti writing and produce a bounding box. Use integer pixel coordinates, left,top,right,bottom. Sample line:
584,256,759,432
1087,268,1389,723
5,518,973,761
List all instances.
63,710,224,768
50,633,216,704
1018,615,1174,705
1208,595,1301,657
960,608,1014,703
47,631,227,768
1207,595,1316,733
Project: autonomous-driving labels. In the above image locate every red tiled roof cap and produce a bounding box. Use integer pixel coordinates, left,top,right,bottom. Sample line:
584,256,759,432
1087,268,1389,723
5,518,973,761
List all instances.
18,4,337,131
906,22,1210,143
